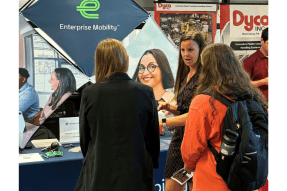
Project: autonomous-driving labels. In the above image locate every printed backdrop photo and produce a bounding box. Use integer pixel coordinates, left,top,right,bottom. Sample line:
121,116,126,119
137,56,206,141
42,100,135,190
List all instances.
19,0,149,149
154,2,218,47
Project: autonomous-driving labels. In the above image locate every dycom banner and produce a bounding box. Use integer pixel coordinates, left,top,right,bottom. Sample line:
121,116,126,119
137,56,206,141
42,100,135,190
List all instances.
21,0,149,77
154,3,217,47
220,5,268,61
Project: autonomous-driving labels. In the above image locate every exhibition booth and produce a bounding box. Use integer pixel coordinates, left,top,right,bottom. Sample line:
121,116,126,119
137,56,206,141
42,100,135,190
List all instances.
19,0,268,191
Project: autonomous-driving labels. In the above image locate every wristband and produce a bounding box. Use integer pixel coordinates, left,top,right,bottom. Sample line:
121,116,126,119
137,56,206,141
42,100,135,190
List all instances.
162,118,167,127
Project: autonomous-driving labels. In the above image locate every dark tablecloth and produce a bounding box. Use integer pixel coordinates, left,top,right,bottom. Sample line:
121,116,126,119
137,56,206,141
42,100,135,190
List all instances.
19,134,173,191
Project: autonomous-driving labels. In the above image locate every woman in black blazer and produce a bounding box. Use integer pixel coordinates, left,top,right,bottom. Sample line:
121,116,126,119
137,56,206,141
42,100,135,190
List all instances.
75,39,160,191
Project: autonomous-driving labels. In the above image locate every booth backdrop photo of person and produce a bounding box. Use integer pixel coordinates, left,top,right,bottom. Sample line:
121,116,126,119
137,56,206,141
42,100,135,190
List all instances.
19,24,91,145
125,17,179,82
132,49,176,132
75,39,160,191
133,49,174,101
26,68,76,126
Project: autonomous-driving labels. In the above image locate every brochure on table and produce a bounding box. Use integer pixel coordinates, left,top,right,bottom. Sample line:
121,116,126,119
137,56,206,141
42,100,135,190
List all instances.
59,117,80,144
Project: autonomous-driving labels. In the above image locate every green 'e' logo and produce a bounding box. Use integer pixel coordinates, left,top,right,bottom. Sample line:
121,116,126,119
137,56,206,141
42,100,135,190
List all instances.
77,0,100,19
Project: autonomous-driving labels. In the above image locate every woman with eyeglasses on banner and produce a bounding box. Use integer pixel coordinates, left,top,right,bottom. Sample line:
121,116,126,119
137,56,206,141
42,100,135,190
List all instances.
132,49,175,135
157,31,206,191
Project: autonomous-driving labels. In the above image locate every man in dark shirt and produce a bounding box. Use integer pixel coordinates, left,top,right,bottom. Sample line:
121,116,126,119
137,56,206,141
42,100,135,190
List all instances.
243,27,268,101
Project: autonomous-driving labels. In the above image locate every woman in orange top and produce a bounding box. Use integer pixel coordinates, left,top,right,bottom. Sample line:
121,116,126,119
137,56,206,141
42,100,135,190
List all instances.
181,43,268,191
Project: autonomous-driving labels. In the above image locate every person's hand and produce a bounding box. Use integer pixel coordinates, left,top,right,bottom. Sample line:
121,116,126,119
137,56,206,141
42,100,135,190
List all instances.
162,110,171,116
184,163,194,174
262,77,268,86
158,101,170,111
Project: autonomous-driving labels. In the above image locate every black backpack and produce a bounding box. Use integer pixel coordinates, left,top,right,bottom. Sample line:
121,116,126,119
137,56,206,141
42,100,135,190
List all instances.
201,90,268,191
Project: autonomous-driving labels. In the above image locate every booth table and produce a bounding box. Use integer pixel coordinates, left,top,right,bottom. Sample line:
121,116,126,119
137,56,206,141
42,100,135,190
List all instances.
19,133,178,191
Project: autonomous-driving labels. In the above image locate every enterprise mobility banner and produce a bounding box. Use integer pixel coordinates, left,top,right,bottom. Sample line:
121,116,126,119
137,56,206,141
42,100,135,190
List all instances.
21,0,149,77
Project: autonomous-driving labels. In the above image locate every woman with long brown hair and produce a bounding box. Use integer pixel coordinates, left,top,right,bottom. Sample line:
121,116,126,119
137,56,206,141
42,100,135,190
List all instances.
158,31,206,191
181,43,267,191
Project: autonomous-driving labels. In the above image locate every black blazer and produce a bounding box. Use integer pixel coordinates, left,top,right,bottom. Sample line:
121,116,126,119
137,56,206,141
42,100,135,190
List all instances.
75,72,160,191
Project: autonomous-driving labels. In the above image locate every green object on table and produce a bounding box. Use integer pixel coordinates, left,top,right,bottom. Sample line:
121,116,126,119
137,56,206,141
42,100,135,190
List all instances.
41,150,63,158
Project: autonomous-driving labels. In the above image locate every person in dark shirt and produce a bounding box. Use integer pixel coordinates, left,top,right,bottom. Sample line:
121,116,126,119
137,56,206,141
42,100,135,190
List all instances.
243,27,268,101
75,39,160,191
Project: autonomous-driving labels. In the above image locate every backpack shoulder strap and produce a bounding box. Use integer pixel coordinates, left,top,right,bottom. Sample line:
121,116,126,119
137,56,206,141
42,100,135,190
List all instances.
201,89,233,106
201,89,233,161
208,141,219,162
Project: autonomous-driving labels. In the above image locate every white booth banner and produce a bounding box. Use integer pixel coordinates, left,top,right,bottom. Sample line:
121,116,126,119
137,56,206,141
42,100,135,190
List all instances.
230,5,268,38
220,4,268,61
156,3,217,12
